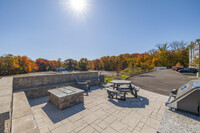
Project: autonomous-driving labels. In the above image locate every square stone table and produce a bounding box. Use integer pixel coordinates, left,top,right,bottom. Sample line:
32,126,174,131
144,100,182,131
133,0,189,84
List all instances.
48,86,84,110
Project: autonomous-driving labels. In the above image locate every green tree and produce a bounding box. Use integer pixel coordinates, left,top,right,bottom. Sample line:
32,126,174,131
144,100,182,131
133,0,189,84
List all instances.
64,59,77,70
78,58,88,71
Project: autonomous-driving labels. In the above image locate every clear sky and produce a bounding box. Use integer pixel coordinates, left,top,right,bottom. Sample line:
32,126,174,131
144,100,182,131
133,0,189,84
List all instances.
0,0,200,61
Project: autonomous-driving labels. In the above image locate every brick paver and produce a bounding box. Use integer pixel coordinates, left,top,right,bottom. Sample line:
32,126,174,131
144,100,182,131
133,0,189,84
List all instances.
29,86,168,133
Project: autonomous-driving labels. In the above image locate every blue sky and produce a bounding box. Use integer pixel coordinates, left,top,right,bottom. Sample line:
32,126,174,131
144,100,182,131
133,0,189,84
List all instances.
0,0,200,61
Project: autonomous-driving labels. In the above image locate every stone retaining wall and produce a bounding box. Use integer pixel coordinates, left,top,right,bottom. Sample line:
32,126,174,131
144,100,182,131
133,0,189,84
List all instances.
24,82,75,99
0,77,13,133
13,72,99,90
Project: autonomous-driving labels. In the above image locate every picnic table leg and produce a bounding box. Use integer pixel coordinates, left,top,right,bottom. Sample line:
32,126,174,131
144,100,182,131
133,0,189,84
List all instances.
130,84,134,95
118,92,126,101
87,84,90,90
107,90,109,98
131,89,134,95
123,92,126,101
107,90,112,98
130,84,138,98
113,83,116,89
135,91,138,98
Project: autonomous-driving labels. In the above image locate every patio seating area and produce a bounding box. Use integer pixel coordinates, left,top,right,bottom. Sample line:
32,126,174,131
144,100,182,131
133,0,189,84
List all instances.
0,72,173,133
29,86,168,133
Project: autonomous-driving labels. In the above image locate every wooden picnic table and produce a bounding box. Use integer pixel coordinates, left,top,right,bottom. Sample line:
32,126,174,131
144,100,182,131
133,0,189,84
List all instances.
110,80,139,98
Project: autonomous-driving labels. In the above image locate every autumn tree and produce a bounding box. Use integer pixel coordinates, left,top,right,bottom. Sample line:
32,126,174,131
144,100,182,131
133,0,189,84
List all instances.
49,60,59,70
35,58,51,71
90,59,101,70
0,54,37,75
17,56,33,73
0,54,19,75
175,62,183,67
190,55,199,68
57,58,62,69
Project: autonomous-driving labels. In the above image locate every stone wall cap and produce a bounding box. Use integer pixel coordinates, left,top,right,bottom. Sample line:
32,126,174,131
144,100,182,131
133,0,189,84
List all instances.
13,71,98,78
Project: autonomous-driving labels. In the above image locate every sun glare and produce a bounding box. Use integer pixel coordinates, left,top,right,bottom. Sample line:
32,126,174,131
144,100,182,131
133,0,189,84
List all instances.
69,0,87,13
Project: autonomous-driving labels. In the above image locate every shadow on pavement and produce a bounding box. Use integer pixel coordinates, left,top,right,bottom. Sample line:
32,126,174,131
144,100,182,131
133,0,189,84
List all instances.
28,96,49,107
28,96,85,124
42,102,85,123
108,95,149,108
84,85,104,96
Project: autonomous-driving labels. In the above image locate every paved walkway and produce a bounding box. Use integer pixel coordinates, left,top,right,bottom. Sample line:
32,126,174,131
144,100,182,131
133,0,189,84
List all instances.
129,69,191,96
29,86,168,133
0,77,13,133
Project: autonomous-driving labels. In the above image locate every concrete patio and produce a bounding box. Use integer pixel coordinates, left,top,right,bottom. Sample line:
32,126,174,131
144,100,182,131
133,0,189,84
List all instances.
29,86,168,133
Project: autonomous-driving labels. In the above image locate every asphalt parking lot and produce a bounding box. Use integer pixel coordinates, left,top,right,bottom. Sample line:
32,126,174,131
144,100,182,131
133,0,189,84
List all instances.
129,69,193,96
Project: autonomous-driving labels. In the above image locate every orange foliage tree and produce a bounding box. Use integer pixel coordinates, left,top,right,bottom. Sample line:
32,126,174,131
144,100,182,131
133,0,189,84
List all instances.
0,54,37,75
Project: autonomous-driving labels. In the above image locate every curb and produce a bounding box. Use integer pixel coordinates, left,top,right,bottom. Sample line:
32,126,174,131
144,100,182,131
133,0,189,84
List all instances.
125,70,156,80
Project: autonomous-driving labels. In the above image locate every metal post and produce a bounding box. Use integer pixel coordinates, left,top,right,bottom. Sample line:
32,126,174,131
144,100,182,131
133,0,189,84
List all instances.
198,42,200,77
198,43,200,77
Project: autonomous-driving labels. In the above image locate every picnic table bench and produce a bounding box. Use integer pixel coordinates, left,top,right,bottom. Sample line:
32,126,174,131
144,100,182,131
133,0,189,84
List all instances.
105,88,126,101
105,80,140,101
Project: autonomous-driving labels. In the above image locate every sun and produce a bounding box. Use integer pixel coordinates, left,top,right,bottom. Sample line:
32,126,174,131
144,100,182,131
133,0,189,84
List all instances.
69,0,87,13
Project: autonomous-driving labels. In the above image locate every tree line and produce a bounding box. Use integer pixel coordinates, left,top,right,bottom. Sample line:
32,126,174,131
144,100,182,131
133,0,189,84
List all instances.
88,41,192,73
0,41,193,76
0,55,89,75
